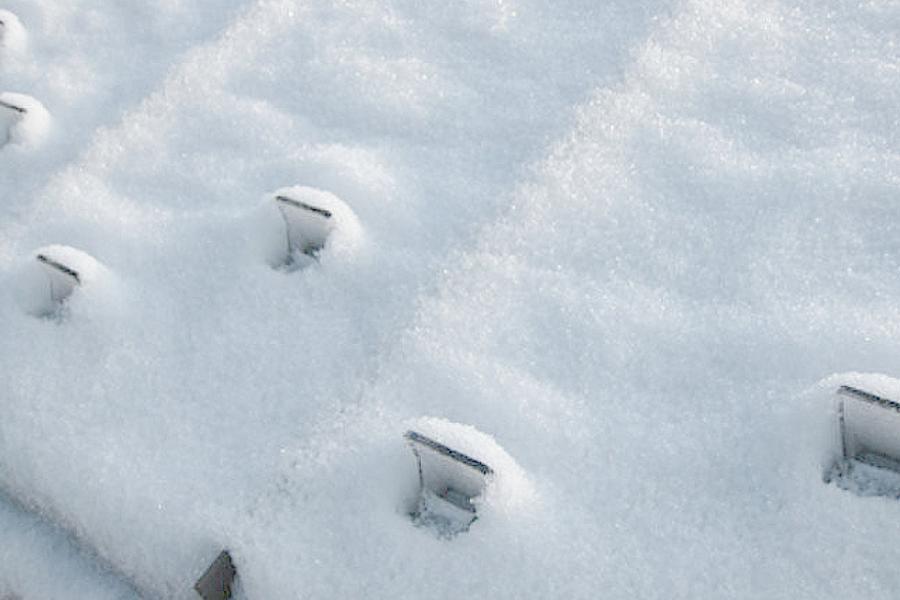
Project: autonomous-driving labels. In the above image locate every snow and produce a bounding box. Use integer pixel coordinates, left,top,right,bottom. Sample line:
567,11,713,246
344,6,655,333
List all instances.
408,417,537,517
0,9,27,56
12,244,112,316
1,0,899,598
0,92,50,148
0,492,137,600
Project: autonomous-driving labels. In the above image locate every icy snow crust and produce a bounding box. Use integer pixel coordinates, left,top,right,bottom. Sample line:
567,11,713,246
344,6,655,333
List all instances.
1,0,900,597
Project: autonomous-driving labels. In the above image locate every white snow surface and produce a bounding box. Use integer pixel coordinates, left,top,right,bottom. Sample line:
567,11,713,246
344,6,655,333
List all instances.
0,9,27,56
1,0,900,597
0,91,50,148
0,491,137,599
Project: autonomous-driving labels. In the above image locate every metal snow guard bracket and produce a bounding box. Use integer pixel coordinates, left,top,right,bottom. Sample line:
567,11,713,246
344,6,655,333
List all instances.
275,195,333,219
275,194,334,260
837,385,900,468
405,430,493,536
194,550,237,600
826,385,900,497
36,253,81,304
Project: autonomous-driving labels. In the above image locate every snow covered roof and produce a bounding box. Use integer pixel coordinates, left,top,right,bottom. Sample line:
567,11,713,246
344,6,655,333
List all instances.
2,0,900,598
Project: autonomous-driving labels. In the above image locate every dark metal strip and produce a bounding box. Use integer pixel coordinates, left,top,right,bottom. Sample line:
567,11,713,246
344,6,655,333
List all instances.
275,195,333,219
36,254,81,283
838,398,849,462
838,384,900,414
856,450,900,473
0,99,27,114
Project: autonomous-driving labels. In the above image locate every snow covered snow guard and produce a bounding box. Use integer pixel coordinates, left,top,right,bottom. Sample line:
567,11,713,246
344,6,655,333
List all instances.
13,245,107,318
0,9,27,55
263,185,362,270
402,417,536,539
0,92,50,147
406,429,494,536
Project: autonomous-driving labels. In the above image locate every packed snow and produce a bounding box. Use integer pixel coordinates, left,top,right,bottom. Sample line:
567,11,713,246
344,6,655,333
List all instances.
1,0,899,598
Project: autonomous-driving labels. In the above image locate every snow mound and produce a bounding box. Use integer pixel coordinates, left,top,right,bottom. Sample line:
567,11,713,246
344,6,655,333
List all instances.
252,185,364,269
11,244,113,317
409,416,537,517
0,9,26,55
0,91,50,147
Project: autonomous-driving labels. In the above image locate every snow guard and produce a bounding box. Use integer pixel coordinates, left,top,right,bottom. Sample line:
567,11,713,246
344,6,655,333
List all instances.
0,96,26,144
275,193,334,259
194,550,237,600
36,252,81,304
826,384,900,498
405,430,493,536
